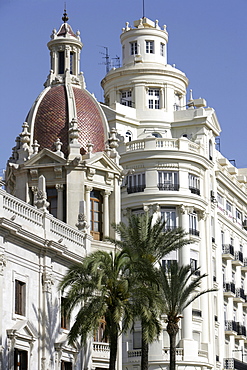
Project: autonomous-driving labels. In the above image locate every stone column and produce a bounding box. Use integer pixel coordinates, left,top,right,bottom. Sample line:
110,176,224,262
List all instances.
102,191,111,238
179,205,193,341
55,184,64,221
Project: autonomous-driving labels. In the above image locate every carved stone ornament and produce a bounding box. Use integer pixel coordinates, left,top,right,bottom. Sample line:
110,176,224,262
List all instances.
0,254,7,275
30,169,38,180
42,271,55,293
76,213,89,233
106,172,114,185
87,167,95,181
54,166,63,179
34,190,50,212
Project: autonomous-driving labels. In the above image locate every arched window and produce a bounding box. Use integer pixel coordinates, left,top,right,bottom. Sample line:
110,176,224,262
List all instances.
152,132,162,138
58,51,65,74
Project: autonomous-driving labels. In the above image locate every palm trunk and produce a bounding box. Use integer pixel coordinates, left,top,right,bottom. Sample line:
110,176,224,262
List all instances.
167,322,179,370
141,323,149,370
109,324,118,370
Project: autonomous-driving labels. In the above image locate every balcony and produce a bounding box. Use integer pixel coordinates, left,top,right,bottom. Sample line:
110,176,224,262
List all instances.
223,282,235,297
92,342,110,362
235,323,246,339
242,258,247,272
189,228,200,237
224,358,247,370
189,186,200,196
232,251,244,266
234,288,246,303
128,349,141,358
127,185,146,194
225,320,237,335
158,183,179,191
222,244,235,260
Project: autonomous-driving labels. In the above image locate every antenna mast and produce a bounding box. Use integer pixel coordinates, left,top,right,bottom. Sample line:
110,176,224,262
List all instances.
142,0,145,18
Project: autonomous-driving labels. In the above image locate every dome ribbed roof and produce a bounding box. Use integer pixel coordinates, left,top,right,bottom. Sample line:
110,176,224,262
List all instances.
32,85,106,157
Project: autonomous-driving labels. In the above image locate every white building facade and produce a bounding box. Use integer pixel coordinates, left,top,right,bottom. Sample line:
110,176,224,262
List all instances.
101,17,247,370
2,11,247,370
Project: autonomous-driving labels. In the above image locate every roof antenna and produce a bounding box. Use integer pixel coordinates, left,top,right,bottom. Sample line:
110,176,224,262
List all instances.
142,0,145,18
62,3,69,23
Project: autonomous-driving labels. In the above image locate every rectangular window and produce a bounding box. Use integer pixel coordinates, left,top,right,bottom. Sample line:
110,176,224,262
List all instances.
61,297,69,330
236,208,242,224
58,51,65,74
148,89,160,109
61,361,72,370
90,190,103,240
160,43,165,56
189,212,199,236
15,280,26,316
133,330,142,349
146,40,154,53
47,187,58,218
70,52,74,74
94,318,108,343
130,41,138,55
226,201,232,213
188,174,200,195
127,173,145,194
121,90,132,107
158,171,179,191
190,258,198,274
161,208,176,230
14,348,28,370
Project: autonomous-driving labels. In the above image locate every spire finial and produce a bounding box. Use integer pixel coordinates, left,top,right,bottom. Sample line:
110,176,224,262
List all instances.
62,5,69,23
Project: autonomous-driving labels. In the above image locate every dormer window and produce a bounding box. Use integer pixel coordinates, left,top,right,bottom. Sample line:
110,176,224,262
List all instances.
146,40,154,53
58,51,65,74
130,42,138,55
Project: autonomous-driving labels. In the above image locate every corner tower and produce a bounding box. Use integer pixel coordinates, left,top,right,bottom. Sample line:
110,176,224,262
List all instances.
101,17,189,140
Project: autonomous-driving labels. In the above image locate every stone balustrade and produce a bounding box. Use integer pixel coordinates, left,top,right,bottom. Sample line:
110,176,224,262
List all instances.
0,187,86,253
124,137,200,154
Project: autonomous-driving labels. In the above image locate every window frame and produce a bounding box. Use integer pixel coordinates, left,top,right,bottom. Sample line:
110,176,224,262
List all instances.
15,279,26,317
145,40,154,54
90,190,103,240
158,171,179,191
160,207,177,230
130,41,138,55
121,90,132,107
160,42,165,56
127,173,146,194
148,88,160,109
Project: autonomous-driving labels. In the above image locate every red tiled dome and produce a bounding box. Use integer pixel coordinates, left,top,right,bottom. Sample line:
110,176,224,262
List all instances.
32,85,106,157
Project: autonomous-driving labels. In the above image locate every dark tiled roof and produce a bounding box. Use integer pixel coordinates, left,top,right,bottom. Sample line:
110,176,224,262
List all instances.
73,87,105,154
33,85,106,157
34,86,69,156
57,23,76,37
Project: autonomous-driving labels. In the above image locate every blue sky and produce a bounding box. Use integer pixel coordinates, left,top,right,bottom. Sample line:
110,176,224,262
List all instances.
1,0,247,171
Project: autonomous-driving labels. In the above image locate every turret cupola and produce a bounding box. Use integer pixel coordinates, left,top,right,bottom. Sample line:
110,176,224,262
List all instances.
46,10,84,88
121,17,168,67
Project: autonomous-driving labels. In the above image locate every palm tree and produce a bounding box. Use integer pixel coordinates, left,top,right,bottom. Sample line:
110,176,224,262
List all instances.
59,250,132,370
110,212,190,370
159,261,216,370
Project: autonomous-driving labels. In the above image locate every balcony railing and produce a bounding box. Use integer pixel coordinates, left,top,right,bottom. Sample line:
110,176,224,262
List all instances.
222,244,234,256
234,251,244,263
224,358,247,370
236,323,247,337
189,186,200,195
158,183,179,191
223,282,236,294
128,349,141,357
225,320,237,332
235,288,246,300
127,185,146,194
189,228,200,237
